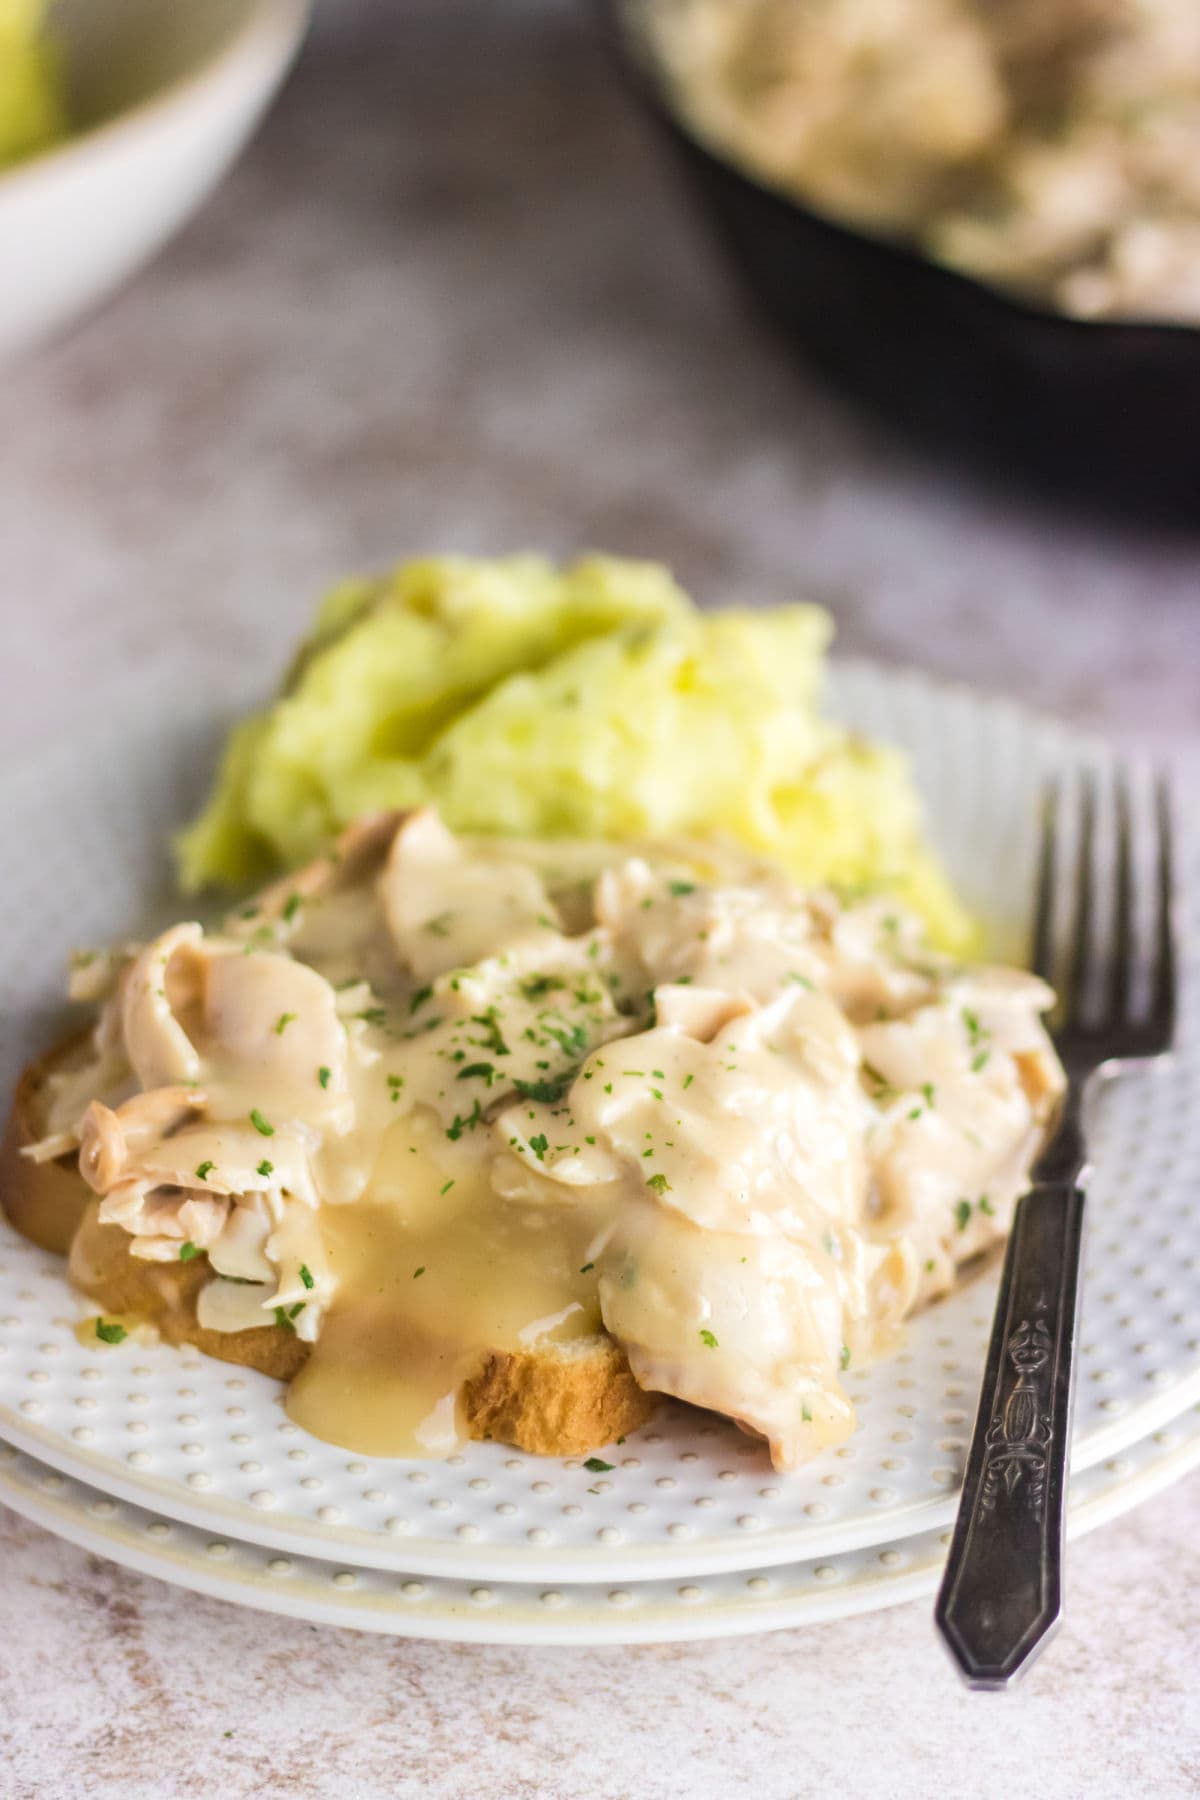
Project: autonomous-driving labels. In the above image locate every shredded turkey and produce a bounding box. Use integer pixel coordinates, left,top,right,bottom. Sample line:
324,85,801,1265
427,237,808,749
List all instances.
28,807,1064,1465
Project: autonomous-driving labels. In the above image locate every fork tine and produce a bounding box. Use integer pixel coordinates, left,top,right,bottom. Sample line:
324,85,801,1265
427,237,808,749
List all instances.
1108,770,1133,1021
1150,774,1177,1046
1063,770,1097,1023
1031,781,1059,986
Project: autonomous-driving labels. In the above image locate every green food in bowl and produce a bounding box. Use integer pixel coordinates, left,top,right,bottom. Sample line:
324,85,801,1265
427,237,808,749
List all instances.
177,553,976,953
0,0,67,168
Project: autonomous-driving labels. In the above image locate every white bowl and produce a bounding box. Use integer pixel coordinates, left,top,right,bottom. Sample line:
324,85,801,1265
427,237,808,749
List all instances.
0,0,310,356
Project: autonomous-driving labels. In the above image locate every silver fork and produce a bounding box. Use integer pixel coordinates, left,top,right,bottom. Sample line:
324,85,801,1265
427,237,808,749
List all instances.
935,769,1177,1689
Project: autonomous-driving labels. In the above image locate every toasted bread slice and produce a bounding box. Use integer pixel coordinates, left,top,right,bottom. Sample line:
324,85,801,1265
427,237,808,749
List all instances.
1,1041,95,1257
1,1034,656,1455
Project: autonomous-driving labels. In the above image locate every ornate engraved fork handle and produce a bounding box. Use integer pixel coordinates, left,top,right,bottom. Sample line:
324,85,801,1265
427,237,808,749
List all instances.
935,1182,1086,1689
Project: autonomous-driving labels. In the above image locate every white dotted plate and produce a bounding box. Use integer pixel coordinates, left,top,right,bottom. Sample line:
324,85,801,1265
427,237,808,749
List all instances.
0,664,1196,1582
2,1406,1197,1644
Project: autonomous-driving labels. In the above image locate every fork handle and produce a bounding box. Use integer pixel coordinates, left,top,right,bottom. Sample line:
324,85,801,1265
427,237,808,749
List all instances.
935,1182,1086,1689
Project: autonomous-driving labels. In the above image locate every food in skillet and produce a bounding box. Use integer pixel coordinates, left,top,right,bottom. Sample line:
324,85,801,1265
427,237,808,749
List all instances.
4,810,1063,1468
644,0,1200,323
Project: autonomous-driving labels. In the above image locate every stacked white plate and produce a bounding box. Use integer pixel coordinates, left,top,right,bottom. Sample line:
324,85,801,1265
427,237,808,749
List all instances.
2,663,1197,1643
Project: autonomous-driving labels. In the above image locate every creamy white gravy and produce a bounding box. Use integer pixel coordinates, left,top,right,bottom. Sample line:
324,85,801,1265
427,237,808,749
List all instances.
32,809,1064,1469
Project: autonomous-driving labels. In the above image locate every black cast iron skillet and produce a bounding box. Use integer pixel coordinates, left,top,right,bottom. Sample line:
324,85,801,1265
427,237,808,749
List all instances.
596,0,1200,525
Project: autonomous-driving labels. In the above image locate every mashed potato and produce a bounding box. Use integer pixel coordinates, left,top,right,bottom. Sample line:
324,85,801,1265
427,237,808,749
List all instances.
177,554,976,952
0,0,65,169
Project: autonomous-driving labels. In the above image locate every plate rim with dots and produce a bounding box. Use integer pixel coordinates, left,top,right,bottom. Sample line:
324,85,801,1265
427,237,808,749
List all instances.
1,1404,1197,1644
0,661,1197,1583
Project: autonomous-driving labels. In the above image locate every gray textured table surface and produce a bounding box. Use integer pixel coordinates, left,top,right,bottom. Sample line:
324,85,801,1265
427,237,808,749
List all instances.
1,3,1198,1796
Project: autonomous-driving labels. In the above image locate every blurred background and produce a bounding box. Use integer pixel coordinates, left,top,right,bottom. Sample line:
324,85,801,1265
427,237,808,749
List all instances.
1,0,1198,760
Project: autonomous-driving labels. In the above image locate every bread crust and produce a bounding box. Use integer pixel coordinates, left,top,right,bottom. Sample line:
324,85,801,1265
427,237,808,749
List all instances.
1,1035,654,1454
465,1340,656,1454
0,1045,93,1255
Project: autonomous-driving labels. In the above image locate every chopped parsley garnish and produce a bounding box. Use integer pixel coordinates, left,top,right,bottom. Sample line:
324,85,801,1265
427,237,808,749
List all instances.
299,1264,314,1290
519,973,565,1000
668,880,696,897
579,1262,594,1274
862,1062,896,1101
401,1013,444,1042
458,1061,499,1086
317,1065,332,1089
920,1082,937,1109
282,893,302,924
802,1403,813,1423
962,1007,989,1046
358,1006,388,1029
839,1343,851,1370
413,1266,425,1280
979,1194,995,1216
646,1173,671,1195
194,1160,215,1182
178,1242,202,1263
445,1101,483,1142
925,1258,937,1273
786,972,814,989
468,1007,511,1057
95,1320,126,1345
584,1457,614,1473
544,1019,587,1059
387,1073,404,1100
424,911,452,937
274,1304,305,1333
971,1050,991,1073
440,1179,455,1196
408,984,433,1016
249,1109,274,1137
699,1329,719,1349
238,906,259,922
529,1133,549,1162
682,1072,694,1090
954,1198,973,1231
256,1159,274,1179
515,1075,569,1104
273,1011,297,1035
